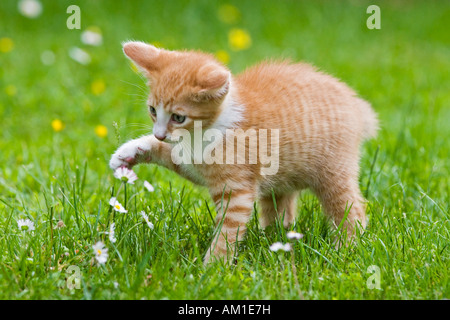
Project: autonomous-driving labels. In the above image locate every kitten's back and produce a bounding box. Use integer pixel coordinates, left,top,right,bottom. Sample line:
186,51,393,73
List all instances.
235,61,378,143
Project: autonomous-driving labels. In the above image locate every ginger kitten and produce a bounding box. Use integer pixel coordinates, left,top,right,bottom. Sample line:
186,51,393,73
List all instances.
110,41,378,263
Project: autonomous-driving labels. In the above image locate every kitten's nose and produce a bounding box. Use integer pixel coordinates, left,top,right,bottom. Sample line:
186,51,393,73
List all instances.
155,133,166,141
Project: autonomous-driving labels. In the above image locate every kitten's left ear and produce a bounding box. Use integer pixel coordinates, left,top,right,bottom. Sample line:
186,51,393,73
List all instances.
194,65,230,102
122,41,161,73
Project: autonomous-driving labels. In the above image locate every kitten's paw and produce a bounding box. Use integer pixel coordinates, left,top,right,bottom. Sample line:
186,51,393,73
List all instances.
109,138,152,170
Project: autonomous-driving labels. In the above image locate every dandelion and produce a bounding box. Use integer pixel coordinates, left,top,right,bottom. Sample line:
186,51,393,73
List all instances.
143,181,154,192
91,79,106,96
114,167,138,184
81,27,103,46
215,50,230,64
17,219,35,232
69,47,91,65
217,4,241,24
92,241,108,264
0,37,14,53
140,211,154,230
109,223,117,243
269,242,291,252
228,28,251,51
109,197,128,213
95,124,108,138
287,231,304,241
51,119,64,132
18,0,42,19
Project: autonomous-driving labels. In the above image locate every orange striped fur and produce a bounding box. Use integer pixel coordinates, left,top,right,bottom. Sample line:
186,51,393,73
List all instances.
110,42,378,263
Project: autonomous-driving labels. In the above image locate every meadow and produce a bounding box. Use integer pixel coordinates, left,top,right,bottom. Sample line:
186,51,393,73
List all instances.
0,0,448,299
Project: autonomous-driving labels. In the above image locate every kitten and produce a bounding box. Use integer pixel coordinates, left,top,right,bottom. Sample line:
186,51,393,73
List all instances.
110,41,378,263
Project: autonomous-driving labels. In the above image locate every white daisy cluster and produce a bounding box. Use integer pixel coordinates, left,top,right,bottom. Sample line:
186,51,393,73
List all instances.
113,167,138,184
140,211,154,230
92,241,108,265
269,242,292,252
17,219,35,232
270,231,304,253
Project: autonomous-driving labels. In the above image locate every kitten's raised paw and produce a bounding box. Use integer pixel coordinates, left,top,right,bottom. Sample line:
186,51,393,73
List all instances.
109,138,152,170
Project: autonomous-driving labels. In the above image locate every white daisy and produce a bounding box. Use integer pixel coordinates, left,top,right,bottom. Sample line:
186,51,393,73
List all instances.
17,219,35,232
81,29,103,46
143,180,154,192
269,242,291,252
18,0,42,19
140,211,154,230
92,241,108,265
109,223,117,243
41,50,55,65
114,167,138,184
68,47,91,65
287,231,304,240
109,197,128,213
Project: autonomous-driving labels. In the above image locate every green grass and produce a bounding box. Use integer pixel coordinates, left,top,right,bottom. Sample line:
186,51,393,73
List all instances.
0,0,449,299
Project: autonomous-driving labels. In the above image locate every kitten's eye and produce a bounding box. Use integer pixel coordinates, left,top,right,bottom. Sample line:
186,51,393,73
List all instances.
171,114,186,124
149,106,156,116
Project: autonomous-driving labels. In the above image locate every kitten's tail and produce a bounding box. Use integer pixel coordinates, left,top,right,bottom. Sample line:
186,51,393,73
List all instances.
358,99,379,140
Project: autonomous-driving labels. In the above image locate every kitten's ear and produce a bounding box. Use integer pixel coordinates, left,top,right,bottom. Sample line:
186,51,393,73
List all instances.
194,65,230,102
122,41,161,73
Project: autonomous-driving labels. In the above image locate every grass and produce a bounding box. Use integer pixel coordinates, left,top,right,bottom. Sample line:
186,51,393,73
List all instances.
0,0,449,299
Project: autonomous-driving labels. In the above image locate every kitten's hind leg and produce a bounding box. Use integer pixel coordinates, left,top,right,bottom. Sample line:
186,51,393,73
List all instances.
259,191,299,228
313,177,367,242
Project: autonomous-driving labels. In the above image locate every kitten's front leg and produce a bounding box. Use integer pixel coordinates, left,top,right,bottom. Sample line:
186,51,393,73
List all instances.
109,135,155,170
204,183,256,264
110,135,178,171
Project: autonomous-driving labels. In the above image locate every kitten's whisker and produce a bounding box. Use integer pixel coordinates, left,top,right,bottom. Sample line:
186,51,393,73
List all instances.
119,79,149,95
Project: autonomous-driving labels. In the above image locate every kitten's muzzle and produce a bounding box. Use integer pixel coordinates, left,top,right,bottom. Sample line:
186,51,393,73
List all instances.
155,133,167,141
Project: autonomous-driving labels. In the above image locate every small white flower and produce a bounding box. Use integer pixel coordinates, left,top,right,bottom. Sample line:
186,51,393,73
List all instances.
92,241,108,265
109,223,117,243
109,197,128,213
41,50,55,65
287,231,304,240
140,211,154,230
269,242,291,252
69,47,91,65
114,167,138,184
81,30,103,46
18,0,42,19
17,219,35,232
143,180,154,192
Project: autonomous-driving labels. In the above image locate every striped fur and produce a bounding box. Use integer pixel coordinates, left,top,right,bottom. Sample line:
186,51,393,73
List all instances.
110,42,379,263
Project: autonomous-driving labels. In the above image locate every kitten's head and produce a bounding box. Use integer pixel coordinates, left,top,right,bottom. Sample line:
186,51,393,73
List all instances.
123,41,230,141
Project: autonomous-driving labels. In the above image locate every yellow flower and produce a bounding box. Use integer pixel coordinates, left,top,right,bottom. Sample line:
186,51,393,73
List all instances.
5,85,17,96
215,50,230,64
228,28,251,51
91,79,106,96
95,125,108,138
218,4,241,24
0,37,14,53
51,119,64,132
